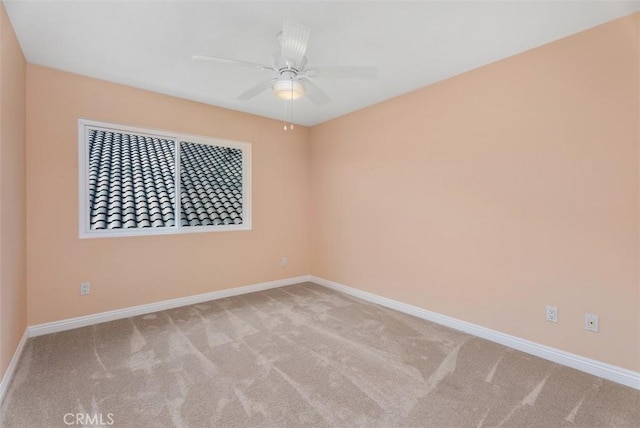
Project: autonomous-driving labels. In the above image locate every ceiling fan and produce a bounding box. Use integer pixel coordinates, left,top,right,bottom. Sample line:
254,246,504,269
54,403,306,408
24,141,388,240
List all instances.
193,21,379,106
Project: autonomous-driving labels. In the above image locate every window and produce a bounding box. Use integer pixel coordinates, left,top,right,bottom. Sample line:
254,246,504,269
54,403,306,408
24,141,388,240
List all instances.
78,119,251,238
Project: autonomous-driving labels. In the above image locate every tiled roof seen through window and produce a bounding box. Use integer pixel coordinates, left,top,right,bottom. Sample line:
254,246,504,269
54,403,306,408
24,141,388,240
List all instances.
88,129,243,230
180,142,243,227
89,129,176,230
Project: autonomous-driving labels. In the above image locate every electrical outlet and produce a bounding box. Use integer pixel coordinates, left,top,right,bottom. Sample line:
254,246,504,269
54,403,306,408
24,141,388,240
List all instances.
281,256,288,267
80,282,90,295
585,313,599,332
545,306,558,323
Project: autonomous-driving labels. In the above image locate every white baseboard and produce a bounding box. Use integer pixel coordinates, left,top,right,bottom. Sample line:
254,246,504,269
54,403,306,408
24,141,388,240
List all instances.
23,273,639,390
0,329,28,406
28,275,311,337
310,275,640,391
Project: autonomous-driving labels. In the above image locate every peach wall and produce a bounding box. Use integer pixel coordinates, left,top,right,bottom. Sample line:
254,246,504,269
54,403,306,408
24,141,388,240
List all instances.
0,1,26,378
310,14,640,371
26,65,310,325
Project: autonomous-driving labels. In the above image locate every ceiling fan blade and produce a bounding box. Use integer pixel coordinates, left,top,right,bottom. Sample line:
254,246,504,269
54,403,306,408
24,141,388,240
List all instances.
303,66,379,79
299,78,330,106
192,55,273,71
237,79,273,100
281,21,311,66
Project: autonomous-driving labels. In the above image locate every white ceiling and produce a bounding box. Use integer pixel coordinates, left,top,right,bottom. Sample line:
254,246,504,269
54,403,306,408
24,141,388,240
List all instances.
5,1,639,126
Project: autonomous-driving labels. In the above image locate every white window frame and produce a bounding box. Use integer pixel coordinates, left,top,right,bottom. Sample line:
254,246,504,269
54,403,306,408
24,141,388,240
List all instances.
78,119,252,239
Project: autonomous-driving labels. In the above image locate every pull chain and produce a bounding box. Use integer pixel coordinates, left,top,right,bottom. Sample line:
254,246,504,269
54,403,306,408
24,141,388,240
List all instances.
283,80,295,131
283,98,288,131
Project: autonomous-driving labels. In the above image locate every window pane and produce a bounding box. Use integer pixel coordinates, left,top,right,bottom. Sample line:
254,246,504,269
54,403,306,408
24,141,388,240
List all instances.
179,142,243,227
88,129,176,230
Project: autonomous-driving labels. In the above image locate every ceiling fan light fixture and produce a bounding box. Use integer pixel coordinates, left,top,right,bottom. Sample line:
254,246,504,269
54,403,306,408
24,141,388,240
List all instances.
272,79,305,100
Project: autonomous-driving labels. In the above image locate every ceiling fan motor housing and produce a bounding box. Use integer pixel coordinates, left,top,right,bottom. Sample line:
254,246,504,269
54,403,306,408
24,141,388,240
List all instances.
272,53,307,75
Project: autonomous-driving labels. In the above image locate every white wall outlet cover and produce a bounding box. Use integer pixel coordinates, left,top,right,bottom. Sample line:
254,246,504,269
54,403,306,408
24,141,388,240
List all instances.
80,282,90,295
585,313,599,332
281,257,288,267
545,305,558,323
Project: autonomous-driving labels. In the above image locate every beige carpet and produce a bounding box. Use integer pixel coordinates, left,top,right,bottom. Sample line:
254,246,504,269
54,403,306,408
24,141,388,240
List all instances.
1,282,638,427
